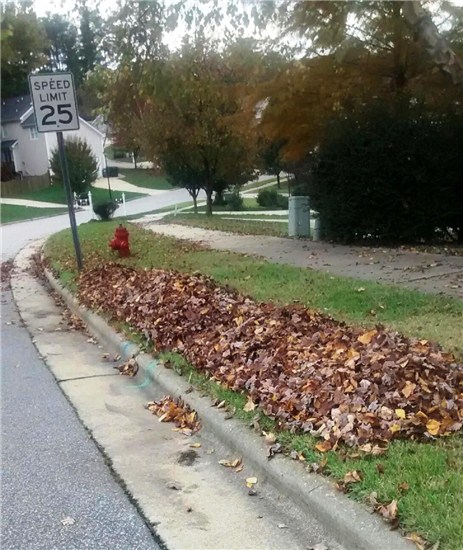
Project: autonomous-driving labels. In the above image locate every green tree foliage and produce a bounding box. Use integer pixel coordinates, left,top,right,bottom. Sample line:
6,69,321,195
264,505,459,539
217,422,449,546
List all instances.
309,98,463,243
41,14,80,75
258,138,286,187
50,137,98,194
1,3,49,97
77,0,103,78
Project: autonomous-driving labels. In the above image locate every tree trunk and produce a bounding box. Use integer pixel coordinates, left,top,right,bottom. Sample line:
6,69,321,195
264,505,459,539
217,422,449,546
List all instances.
401,1,463,87
277,172,281,188
188,188,199,213
205,189,213,216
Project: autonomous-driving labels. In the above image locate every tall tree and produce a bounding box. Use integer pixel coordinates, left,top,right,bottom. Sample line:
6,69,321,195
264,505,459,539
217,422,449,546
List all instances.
258,0,463,161
41,14,80,75
141,41,258,215
402,1,463,87
1,2,48,97
77,0,103,79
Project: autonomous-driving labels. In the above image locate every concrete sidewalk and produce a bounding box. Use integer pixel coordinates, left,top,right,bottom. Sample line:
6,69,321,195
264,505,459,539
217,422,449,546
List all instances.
0,197,67,208
93,177,166,196
139,222,463,300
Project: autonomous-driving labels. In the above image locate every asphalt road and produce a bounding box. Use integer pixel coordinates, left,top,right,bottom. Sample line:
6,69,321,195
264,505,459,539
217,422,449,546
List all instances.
1,287,161,549
1,189,194,549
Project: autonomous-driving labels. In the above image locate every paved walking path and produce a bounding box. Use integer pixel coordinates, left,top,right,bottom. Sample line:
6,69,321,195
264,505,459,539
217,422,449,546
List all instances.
92,177,165,196
139,222,463,300
0,197,67,208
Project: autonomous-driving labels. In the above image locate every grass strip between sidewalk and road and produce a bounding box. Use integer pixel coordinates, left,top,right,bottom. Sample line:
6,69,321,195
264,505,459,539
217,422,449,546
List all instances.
1,204,68,224
43,220,463,550
163,213,288,237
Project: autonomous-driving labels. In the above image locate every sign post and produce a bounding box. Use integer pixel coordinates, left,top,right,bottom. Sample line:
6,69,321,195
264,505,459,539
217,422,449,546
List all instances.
29,72,83,271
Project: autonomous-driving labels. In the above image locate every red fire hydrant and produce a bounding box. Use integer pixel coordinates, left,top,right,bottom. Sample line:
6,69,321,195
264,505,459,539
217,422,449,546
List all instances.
109,224,130,257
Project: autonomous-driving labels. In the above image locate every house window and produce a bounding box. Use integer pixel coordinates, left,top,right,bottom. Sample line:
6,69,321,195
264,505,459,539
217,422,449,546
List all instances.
29,126,39,140
1,125,6,138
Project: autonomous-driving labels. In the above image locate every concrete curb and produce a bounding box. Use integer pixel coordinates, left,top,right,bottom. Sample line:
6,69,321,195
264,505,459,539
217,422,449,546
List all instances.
41,264,412,550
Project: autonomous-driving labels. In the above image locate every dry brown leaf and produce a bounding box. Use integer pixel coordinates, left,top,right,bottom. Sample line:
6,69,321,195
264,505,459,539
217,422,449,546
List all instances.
405,532,426,550
315,441,332,453
378,499,398,522
343,470,362,484
357,329,377,345
246,477,257,487
426,419,440,436
243,396,257,412
264,432,276,445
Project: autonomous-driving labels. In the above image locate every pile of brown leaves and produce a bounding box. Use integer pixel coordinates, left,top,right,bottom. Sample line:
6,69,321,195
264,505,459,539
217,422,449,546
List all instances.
78,263,463,447
147,395,200,435
1,260,13,289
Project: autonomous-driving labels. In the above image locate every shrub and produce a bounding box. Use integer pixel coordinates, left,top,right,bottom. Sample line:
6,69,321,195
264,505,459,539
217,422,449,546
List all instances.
93,201,118,221
50,136,98,194
226,192,244,211
310,99,463,243
257,188,288,209
291,184,309,197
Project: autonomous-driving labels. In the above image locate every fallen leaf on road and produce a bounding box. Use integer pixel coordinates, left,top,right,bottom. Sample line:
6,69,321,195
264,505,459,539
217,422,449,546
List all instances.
114,358,138,377
147,396,200,433
267,443,282,459
264,432,276,445
277,523,288,529
60,517,75,526
246,476,257,488
219,458,242,468
189,443,201,448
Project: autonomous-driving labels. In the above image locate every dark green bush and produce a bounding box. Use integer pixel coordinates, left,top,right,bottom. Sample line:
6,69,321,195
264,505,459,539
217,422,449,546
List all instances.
50,136,98,194
257,188,288,209
226,192,244,211
93,201,118,221
310,99,463,243
291,184,309,197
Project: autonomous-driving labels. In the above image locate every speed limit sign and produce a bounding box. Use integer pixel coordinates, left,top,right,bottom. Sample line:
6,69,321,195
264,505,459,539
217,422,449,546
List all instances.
29,72,80,133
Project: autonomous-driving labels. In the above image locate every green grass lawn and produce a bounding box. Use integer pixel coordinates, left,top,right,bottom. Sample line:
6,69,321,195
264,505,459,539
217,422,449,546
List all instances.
196,197,280,212
163,213,288,237
1,204,68,224
119,168,173,190
44,221,463,550
8,184,145,204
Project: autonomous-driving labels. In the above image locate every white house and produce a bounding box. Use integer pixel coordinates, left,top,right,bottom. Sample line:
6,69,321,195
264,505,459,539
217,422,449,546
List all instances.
1,95,105,180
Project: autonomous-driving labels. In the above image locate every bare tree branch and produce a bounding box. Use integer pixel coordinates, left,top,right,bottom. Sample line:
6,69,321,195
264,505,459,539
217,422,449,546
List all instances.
401,0,463,87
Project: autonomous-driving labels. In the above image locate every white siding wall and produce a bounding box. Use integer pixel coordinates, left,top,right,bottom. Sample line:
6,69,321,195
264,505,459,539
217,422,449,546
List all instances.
3,122,49,176
45,120,105,177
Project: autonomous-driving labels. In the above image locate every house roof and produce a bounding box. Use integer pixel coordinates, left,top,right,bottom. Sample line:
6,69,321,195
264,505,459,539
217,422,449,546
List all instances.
1,95,33,123
21,112,36,128
1,139,18,149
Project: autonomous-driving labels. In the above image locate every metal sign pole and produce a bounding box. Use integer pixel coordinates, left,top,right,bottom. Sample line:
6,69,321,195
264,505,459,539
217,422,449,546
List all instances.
57,131,83,271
